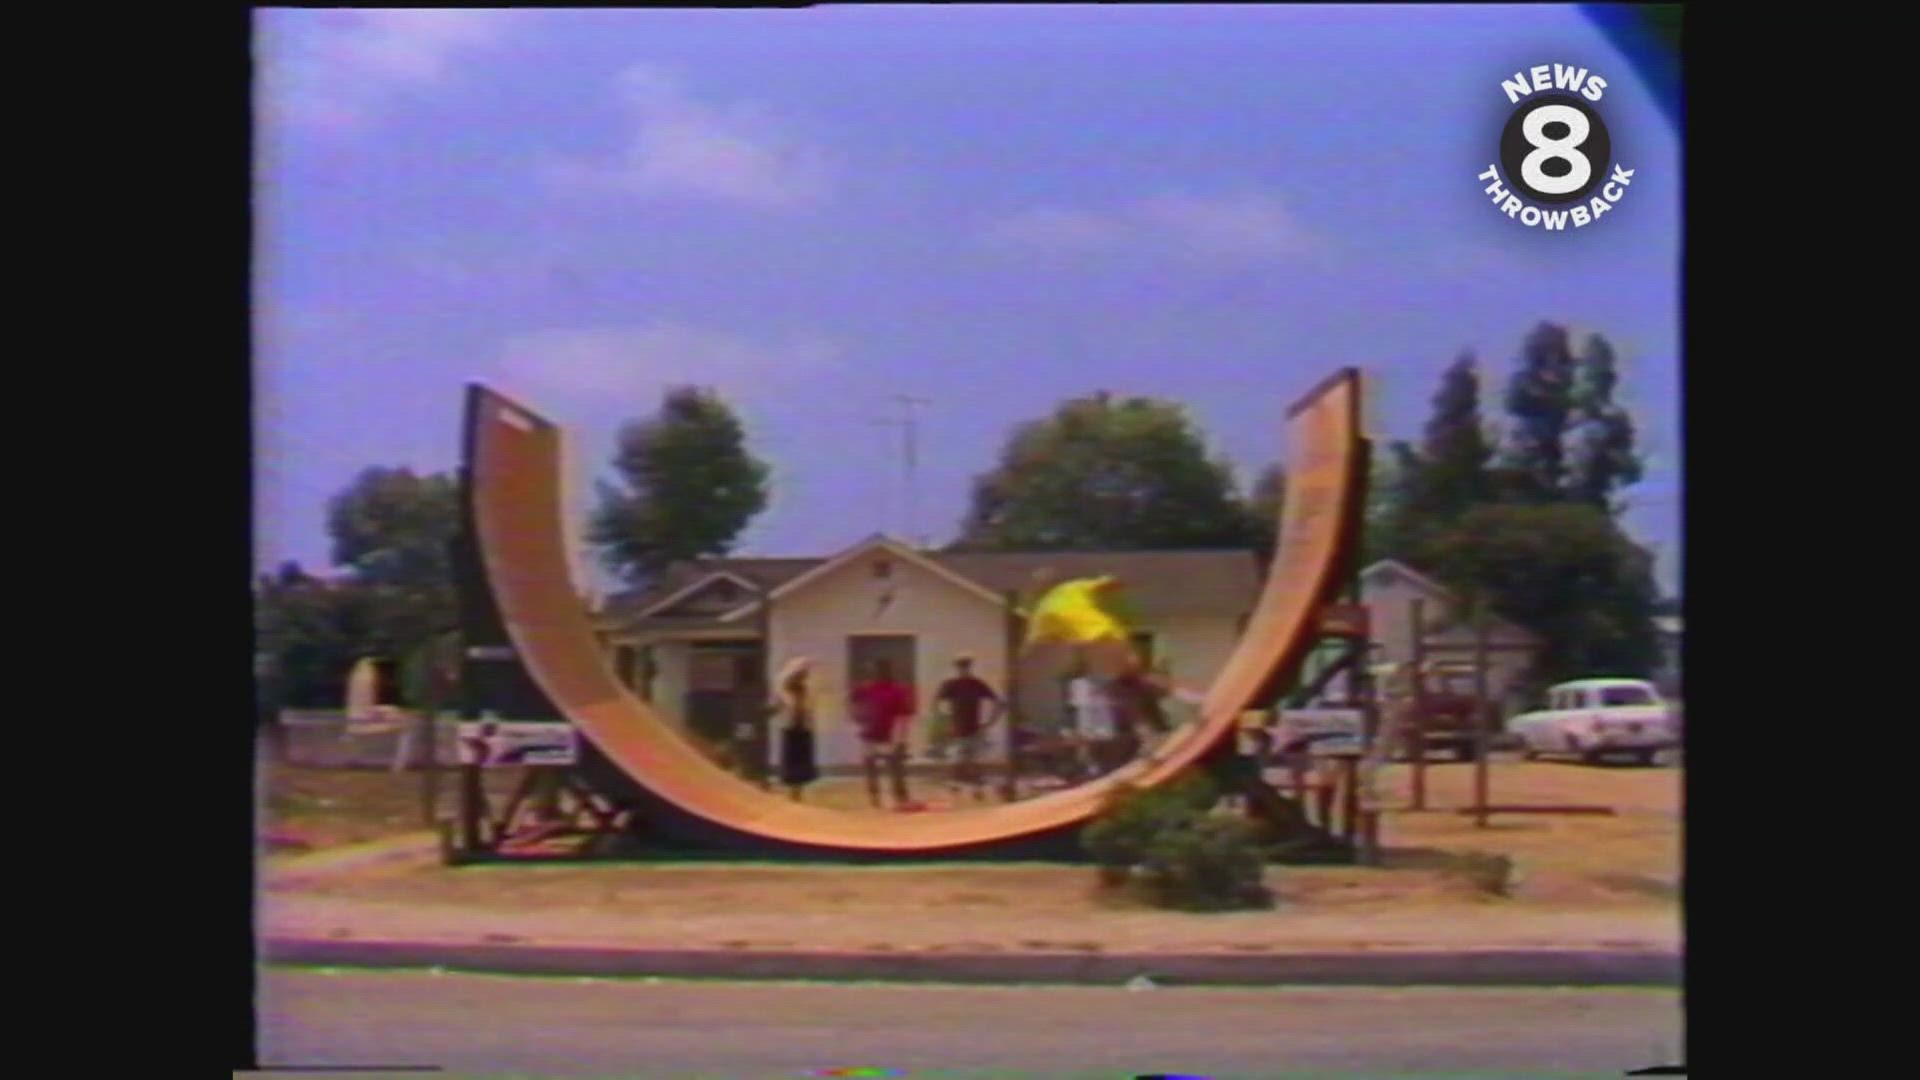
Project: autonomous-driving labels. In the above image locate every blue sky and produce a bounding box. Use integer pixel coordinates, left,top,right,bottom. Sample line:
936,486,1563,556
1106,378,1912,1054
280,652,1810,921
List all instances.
255,6,1681,594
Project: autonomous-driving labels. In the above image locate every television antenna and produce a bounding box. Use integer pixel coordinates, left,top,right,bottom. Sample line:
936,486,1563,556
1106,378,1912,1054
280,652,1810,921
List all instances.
870,395,931,548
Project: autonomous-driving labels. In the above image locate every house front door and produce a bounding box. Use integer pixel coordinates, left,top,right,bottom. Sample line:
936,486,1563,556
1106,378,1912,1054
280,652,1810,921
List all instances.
847,634,917,700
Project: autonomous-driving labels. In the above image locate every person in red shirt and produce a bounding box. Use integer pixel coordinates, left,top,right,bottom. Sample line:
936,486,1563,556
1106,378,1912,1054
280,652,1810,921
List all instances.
851,659,916,809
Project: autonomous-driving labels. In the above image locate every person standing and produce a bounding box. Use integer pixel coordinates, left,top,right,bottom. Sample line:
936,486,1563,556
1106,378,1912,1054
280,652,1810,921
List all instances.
771,657,820,801
1107,655,1183,770
1066,663,1114,779
1109,656,1174,736
933,654,1004,802
851,659,916,809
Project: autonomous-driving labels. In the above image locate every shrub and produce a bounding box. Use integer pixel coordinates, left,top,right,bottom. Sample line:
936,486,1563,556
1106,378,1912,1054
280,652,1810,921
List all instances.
1137,815,1275,911
1081,772,1219,877
1081,771,1274,909
1081,784,1161,878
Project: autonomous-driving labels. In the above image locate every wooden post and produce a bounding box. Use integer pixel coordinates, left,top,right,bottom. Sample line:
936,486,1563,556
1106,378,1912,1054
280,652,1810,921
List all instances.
1340,756,1360,842
1409,598,1428,811
418,682,439,828
1001,589,1022,802
1349,576,1380,861
1473,601,1492,829
455,634,486,853
460,760,485,852
756,585,775,790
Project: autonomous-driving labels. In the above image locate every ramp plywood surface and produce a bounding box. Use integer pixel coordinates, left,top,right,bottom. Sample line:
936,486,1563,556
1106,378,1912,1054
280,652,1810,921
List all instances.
465,372,1365,855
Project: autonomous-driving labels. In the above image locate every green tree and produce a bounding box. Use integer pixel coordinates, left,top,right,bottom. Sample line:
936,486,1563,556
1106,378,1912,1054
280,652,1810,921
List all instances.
590,387,772,584
1359,442,1414,568
1374,327,1661,686
1567,333,1645,511
1499,322,1579,503
325,466,461,658
254,562,378,708
1377,354,1495,563
1423,503,1661,687
1243,464,1286,560
257,466,461,711
955,392,1257,551
1412,353,1495,517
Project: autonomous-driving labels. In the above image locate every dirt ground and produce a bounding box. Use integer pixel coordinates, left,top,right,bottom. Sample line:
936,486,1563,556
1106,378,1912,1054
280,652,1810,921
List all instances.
261,759,522,854
1368,757,1680,906
259,755,1680,953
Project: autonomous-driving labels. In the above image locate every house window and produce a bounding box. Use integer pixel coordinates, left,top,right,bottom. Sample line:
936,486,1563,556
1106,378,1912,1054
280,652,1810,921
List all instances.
872,558,893,580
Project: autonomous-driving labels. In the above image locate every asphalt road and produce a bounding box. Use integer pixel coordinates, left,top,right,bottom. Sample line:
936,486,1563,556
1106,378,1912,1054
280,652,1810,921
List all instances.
255,968,1683,1078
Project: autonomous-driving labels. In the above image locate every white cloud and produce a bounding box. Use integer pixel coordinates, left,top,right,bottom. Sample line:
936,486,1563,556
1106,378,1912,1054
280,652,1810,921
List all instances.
983,191,1324,263
1134,193,1321,260
496,322,844,402
542,65,833,209
981,208,1127,252
257,10,518,135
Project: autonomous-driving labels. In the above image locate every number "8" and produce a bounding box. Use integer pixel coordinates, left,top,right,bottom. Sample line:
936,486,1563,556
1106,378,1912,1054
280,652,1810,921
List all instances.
1520,104,1591,197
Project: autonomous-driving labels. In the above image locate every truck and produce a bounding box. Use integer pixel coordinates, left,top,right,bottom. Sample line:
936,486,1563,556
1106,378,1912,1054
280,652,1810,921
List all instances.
1403,660,1493,762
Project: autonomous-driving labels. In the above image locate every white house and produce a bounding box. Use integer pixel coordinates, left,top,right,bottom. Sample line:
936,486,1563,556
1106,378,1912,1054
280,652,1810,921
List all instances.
1356,559,1546,716
592,534,1261,770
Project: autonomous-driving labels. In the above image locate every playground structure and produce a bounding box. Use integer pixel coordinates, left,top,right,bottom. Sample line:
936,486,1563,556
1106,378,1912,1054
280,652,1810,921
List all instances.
449,369,1373,861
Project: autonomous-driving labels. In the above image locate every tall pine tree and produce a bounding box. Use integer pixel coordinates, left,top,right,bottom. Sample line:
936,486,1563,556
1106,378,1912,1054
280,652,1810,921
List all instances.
1372,326,1662,689
1376,354,1492,564
1500,322,1579,503
1567,333,1645,511
1412,352,1494,518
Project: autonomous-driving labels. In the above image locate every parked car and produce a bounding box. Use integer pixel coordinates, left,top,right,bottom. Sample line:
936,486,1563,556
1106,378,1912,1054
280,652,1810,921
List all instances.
1506,678,1677,765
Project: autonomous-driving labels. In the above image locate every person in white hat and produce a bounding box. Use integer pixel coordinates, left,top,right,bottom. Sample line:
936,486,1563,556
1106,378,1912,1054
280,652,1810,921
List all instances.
771,657,819,801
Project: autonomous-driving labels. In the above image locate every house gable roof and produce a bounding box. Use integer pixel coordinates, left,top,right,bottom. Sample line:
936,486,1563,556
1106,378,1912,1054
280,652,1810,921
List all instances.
600,544,1266,631
934,548,1262,619
1362,558,1542,644
717,535,1007,621
629,571,760,619
600,557,821,620
1362,558,1455,598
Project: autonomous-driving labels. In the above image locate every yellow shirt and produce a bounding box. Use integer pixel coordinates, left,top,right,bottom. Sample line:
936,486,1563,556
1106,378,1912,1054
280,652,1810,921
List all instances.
1025,576,1130,646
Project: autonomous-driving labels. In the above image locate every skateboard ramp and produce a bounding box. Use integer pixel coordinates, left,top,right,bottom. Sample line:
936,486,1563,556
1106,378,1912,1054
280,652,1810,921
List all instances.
456,370,1368,858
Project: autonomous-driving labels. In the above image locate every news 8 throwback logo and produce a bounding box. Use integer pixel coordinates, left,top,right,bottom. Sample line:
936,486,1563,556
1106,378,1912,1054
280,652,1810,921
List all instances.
1477,63,1635,231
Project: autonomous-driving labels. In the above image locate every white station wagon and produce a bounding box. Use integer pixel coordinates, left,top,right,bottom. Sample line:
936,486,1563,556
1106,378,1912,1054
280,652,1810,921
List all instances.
1507,678,1677,766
